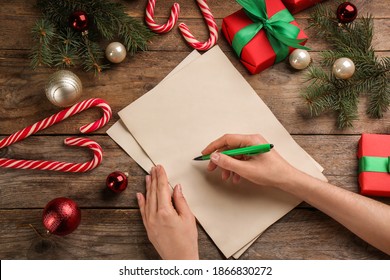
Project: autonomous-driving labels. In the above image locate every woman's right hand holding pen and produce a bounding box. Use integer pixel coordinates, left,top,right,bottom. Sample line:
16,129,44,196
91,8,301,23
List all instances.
203,134,390,255
202,134,298,189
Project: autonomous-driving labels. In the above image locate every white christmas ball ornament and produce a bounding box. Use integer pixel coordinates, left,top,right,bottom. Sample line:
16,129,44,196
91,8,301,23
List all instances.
105,42,127,63
45,70,82,107
332,57,355,79
289,49,311,70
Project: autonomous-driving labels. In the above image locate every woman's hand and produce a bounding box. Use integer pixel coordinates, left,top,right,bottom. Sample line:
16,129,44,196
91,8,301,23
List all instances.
202,134,297,188
204,134,390,255
137,165,199,260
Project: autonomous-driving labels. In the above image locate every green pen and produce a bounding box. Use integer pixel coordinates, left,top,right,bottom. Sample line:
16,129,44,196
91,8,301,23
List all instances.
193,144,274,161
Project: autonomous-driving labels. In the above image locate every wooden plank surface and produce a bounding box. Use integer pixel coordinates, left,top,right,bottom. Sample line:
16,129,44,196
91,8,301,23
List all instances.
0,0,389,259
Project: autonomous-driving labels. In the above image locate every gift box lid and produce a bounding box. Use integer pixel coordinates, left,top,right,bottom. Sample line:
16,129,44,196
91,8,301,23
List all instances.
358,134,390,197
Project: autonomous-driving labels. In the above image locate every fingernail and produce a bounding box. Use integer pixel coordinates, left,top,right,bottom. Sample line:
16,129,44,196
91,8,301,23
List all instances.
177,184,182,193
145,175,150,183
211,153,220,163
136,193,142,200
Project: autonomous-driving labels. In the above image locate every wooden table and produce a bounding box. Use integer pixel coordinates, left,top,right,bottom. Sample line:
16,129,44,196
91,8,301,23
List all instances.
1,0,389,260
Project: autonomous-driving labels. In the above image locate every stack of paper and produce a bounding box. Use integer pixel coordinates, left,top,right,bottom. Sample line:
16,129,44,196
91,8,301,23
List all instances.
107,46,326,258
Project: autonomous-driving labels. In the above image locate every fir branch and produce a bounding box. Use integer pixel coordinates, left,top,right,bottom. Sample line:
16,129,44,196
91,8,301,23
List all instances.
30,18,56,68
52,28,80,68
366,75,390,118
32,0,154,74
52,45,78,68
336,97,358,128
301,0,390,128
80,37,108,74
119,17,154,54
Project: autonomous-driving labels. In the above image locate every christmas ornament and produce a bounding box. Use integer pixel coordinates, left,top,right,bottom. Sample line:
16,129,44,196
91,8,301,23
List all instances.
332,57,355,79
336,2,358,24
68,10,89,33
301,4,389,129
0,98,112,172
178,0,218,51
145,0,180,33
31,0,153,74
105,42,127,64
106,171,128,193
289,49,311,70
43,197,81,236
45,70,83,107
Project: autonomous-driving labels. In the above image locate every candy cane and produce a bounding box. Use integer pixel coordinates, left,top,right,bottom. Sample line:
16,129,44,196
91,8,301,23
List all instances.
145,0,180,33
178,0,218,51
0,98,112,172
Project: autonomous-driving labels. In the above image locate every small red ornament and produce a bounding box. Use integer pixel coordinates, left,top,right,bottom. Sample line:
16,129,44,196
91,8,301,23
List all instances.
69,11,89,32
336,2,358,24
42,197,81,236
106,171,128,193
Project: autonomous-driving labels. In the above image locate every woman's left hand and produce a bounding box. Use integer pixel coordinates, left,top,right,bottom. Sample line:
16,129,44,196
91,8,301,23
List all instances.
137,165,199,260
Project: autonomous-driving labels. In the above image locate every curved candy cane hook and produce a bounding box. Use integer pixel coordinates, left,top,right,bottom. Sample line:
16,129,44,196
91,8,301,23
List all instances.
145,0,180,34
0,137,102,172
0,98,112,172
178,0,218,51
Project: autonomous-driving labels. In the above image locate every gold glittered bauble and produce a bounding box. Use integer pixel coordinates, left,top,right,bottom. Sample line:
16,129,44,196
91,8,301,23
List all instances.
45,70,83,107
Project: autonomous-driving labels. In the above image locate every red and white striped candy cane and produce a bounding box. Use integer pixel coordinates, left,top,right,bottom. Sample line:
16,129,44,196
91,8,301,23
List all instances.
178,0,218,51
145,0,180,34
0,98,112,172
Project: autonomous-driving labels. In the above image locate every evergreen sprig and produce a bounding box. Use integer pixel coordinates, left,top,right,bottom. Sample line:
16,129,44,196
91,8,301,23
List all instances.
301,0,389,128
30,0,154,74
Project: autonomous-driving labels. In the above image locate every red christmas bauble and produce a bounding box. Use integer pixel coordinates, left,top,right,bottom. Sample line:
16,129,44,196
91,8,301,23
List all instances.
68,11,89,32
106,171,128,193
337,2,358,24
42,197,81,236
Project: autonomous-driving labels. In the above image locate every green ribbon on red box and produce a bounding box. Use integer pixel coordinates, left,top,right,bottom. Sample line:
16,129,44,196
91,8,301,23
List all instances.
359,156,390,173
232,0,309,63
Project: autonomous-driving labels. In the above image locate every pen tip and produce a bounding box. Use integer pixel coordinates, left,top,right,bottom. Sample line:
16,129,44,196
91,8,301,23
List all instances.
270,144,274,149
193,156,202,161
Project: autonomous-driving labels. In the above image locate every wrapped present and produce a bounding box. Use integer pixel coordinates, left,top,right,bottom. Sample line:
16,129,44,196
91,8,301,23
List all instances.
357,134,390,197
222,0,309,74
281,0,326,14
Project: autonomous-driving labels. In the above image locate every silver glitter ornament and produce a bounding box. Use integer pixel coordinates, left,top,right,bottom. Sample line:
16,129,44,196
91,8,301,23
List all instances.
45,70,82,107
105,42,127,64
289,49,311,70
332,57,355,79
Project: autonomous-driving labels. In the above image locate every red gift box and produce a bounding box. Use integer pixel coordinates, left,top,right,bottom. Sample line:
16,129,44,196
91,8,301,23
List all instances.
222,0,308,74
357,134,390,197
282,0,326,14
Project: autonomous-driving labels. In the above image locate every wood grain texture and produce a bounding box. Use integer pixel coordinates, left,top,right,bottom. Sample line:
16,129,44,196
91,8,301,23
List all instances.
0,209,387,260
0,0,389,260
1,51,389,135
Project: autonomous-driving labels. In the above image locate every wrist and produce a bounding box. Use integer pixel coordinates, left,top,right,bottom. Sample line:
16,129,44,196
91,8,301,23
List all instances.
276,165,318,197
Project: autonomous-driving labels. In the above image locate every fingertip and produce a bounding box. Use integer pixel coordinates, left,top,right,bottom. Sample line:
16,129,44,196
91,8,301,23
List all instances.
232,173,241,184
136,192,145,207
222,169,231,181
173,184,182,196
210,152,220,164
145,175,151,184
150,166,156,179
207,162,217,171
